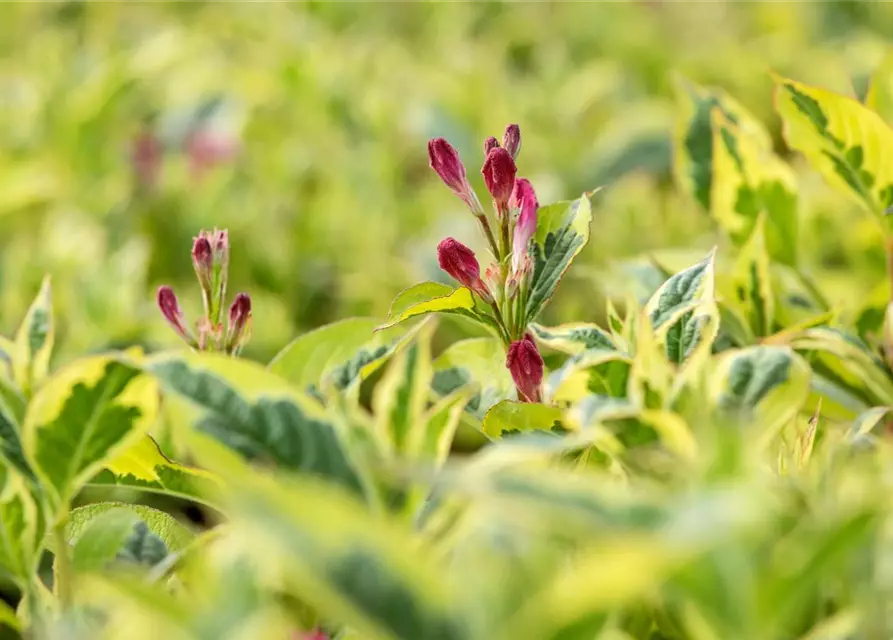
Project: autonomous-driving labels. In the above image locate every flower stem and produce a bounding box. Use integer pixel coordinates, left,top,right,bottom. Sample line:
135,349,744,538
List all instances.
477,215,501,260
53,522,72,610
488,301,511,346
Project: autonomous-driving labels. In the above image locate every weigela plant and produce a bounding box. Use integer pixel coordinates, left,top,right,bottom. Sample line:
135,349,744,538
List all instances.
157,228,252,355
428,124,548,403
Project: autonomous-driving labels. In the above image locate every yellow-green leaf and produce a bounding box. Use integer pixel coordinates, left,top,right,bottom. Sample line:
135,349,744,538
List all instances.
148,352,365,497
482,400,565,439
372,320,435,457
711,110,798,265
65,502,194,572
525,192,595,324
14,275,54,396
431,338,515,420
866,49,893,126
529,322,616,355
775,75,893,217
23,355,158,516
709,345,812,442
0,464,41,581
672,75,772,211
729,213,775,337
269,317,420,396
645,250,719,366
378,282,481,330
90,435,222,508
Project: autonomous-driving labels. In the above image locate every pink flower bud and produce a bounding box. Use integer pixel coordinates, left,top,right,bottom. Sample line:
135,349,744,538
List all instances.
505,336,544,403
483,136,500,155
484,263,502,300
226,293,252,354
185,128,238,181
192,234,214,295
511,178,538,273
428,138,470,196
157,286,191,343
502,124,521,160
211,229,229,268
131,129,162,190
437,238,492,302
481,147,517,209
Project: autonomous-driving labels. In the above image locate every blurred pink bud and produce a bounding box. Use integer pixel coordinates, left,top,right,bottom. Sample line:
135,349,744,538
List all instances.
481,147,517,210
293,630,327,640
211,229,229,269
186,129,238,180
131,129,162,190
502,124,521,160
157,286,191,343
226,293,252,353
192,234,214,293
484,263,502,300
483,136,500,155
511,178,538,273
437,238,491,302
505,336,544,403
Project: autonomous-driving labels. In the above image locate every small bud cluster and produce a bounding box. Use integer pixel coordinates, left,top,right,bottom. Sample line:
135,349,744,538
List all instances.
156,228,252,355
428,124,544,403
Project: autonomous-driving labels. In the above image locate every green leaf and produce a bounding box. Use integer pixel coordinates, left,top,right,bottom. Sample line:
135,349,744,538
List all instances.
420,388,473,466
645,250,719,365
212,463,477,640
545,348,632,404
269,317,420,396
378,283,485,331
482,400,565,439
729,214,775,337
672,75,772,211
787,327,893,407
89,435,222,508
14,275,54,396
866,49,893,126
529,322,616,355
774,75,893,217
372,320,435,457
431,338,515,420
711,110,798,266
848,406,893,439
525,192,595,324
23,355,158,516
148,352,365,497
66,503,194,573
709,346,812,440
0,397,33,482
0,464,41,582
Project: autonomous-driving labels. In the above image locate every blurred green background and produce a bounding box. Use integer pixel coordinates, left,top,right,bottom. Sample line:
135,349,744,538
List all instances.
3,1,893,365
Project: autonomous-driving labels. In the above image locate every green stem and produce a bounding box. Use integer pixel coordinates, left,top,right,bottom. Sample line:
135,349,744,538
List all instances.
477,215,501,260
488,301,511,346
53,522,72,610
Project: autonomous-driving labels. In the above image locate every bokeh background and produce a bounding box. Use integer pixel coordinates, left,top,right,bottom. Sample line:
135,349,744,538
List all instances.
3,1,893,365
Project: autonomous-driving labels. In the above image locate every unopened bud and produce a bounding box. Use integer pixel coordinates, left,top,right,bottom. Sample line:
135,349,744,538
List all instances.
483,263,502,301
511,178,538,274
505,336,544,403
210,228,229,323
226,293,252,354
483,136,500,155
506,255,531,300
437,238,491,302
157,286,192,344
502,124,521,160
481,147,517,210
192,234,214,304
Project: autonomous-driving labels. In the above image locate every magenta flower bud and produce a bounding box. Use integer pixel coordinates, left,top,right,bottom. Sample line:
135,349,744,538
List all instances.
511,178,539,273
226,293,252,354
502,124,521,160
505,336,544,403
211,229,229,268
157,286,191,343
481,147,517,209
437,237,492,302
483,136,500,155
428,137,470,195
192,234,214,294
